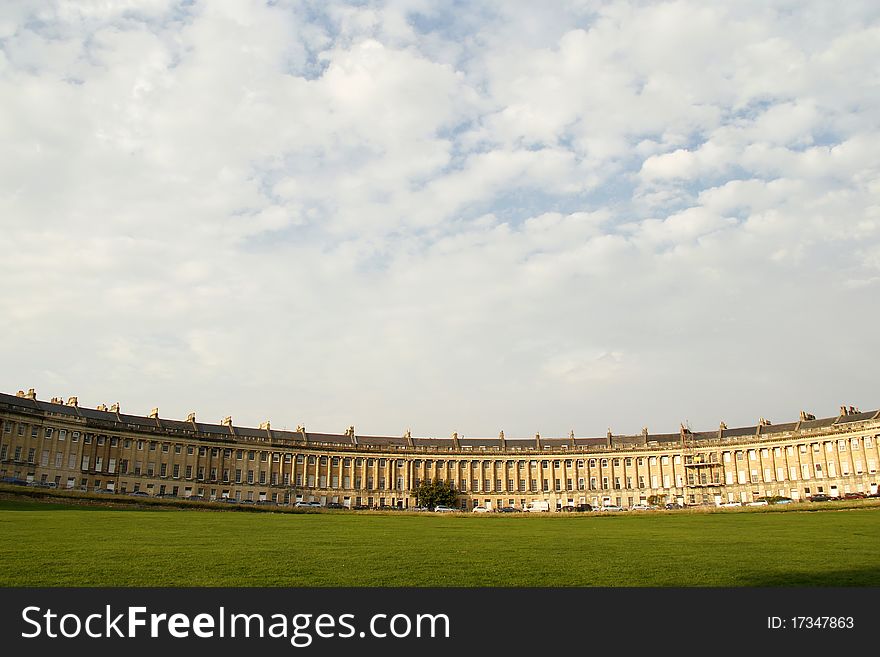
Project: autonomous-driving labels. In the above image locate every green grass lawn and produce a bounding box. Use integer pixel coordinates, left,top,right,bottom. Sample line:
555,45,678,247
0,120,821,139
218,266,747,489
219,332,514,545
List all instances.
1,499,877,587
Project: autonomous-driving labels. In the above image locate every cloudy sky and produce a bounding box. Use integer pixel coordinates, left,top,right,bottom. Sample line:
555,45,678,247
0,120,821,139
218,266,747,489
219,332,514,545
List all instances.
1,1,878,438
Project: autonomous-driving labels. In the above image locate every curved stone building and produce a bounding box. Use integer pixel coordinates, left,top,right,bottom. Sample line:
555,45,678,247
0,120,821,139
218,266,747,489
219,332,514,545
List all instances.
1,389,877,509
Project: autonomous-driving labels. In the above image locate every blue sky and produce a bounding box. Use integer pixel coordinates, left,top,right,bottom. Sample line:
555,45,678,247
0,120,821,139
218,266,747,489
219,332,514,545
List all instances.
1,1,878,438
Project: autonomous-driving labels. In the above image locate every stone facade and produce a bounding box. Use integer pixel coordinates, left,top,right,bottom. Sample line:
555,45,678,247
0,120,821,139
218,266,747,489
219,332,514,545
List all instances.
1,390,878,509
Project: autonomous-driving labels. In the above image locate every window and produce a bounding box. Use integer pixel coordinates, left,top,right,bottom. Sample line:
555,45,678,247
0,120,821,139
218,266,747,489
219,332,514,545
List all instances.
175,444,182,454
185,465,193,479
173,464,180,478
162,443,169,453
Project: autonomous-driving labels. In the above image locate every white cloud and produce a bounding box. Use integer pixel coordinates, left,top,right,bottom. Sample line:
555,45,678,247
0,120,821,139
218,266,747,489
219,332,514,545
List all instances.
1,1,879,437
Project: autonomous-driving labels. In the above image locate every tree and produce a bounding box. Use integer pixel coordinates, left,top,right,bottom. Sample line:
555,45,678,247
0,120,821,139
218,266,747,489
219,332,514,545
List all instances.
414,480,459,509
647,494,666,507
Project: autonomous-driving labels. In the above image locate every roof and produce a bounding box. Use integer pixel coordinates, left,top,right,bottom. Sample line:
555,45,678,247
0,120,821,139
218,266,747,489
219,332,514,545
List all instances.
798,416,838,430
3,390,878,453
834,410,879,424
758,422,797,435
722,426,758,438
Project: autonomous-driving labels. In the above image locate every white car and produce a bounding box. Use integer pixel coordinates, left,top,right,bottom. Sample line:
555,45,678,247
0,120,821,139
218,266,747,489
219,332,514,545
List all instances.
433,505,456,512
746,500,769,506
629,504,655,511
600,505,624,512
718,501,742,507
471,506,491,513
294,501,322,508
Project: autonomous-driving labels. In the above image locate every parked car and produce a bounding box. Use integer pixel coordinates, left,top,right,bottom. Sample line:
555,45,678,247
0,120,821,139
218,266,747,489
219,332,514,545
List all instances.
524,500,550,513
128,490,149,497
499,506,521,513
759,496,793,505
809,494,831,502
746,500,768,506
412,506,430,512
472,506,491,513
718,501,742,507
433,505,456,512
599,505,624,512
326,502,345,509
629,504,654,511
664,502,682,509
842,492,867,500
573,503,593,512
294,501,321,508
